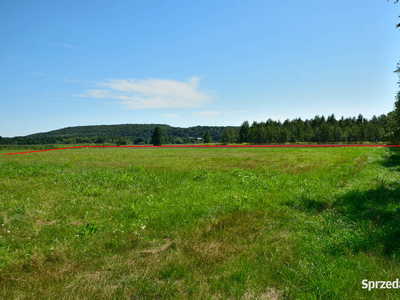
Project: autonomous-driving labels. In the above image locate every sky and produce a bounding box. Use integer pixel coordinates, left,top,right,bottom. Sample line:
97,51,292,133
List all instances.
1,0,400,137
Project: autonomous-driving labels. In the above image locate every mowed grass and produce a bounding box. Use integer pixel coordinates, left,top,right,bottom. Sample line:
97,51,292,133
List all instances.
0,146,400,299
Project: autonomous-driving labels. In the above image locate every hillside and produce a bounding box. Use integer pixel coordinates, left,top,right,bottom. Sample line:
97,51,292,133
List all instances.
27,124,228,139
0,124,232,145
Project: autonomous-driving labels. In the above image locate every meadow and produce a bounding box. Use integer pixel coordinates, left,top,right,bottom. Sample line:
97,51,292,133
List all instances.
0,146,400,299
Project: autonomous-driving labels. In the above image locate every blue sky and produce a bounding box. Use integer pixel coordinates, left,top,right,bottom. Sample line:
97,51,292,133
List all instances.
1,0,399,137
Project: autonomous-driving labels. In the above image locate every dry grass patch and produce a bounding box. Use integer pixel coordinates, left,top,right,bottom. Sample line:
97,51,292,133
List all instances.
139,239,175,255
36,219,58,226
244,287,284,300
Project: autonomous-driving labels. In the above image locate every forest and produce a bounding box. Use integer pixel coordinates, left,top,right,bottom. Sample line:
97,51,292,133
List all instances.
223,113,389,144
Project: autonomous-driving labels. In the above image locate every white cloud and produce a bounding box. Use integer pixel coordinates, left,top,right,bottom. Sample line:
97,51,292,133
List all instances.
78,76,215,109
162,114,182,118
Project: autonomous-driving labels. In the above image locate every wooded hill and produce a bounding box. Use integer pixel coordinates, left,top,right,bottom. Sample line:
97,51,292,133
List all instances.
0,124,230,145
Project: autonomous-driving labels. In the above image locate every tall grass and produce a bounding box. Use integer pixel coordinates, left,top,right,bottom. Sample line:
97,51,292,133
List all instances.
0,147,399,299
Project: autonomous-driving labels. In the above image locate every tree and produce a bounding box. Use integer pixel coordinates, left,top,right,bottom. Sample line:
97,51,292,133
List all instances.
220,130,230,144
220,127,238,144
390,91,400,143
239,121,250,143
387,1,399,22
278,128,290,143
174,137,184,144
116,139,127,145
151,126,164,146
294,125,304,142
94,136,106,144
327,114,337,125
203,130,211,143
356,114,364,125
253,122,267,143
333,126,344,142
134,137,146,145
389,0,400,142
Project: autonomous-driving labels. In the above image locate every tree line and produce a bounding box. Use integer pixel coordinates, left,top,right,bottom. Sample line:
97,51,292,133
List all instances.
0,134,207,145
220,114,389,144
0,113,395,145
1,112,397,145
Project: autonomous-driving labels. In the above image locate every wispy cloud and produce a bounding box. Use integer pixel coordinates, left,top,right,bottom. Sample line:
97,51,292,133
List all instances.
162,114,182,118
38,40,79,49
77,76,216,109
225,110,247,115
192,111,222,116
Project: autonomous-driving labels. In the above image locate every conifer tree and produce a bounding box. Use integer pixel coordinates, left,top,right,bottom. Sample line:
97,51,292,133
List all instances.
239,121,250,143
151,126,164,146
203,130,211,143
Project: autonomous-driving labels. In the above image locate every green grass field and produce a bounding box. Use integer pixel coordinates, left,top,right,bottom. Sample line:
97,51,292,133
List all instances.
1,147,400,299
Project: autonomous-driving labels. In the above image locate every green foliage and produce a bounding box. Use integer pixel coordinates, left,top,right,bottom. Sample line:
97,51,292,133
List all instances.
1,124,230,145
220,127,238,144
389,91,400,143
0,115,391,146
232,195,248,211
126,202,140,218
389,1,400,142
116,139,127,146
94,136,106,144
203,130,211,143
151,126,164,146
239,121,250,143
243,115,388,144
75,223,98,236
